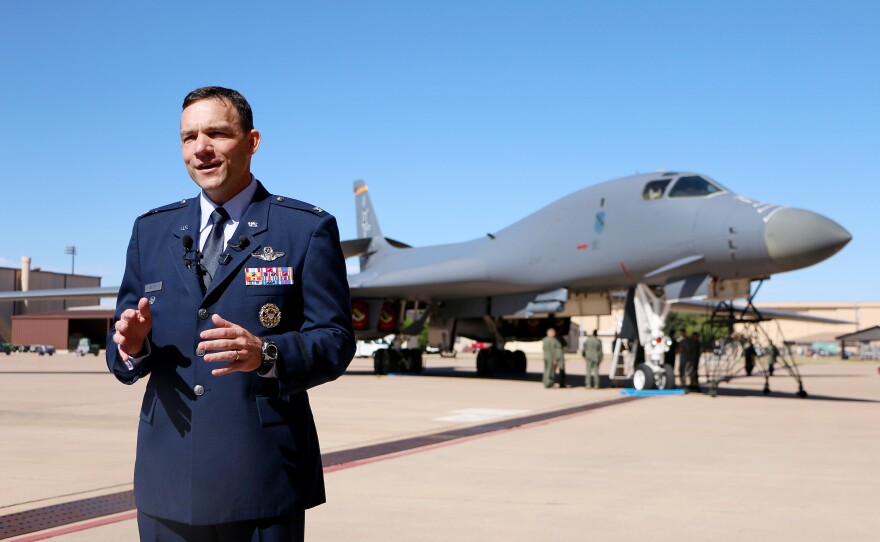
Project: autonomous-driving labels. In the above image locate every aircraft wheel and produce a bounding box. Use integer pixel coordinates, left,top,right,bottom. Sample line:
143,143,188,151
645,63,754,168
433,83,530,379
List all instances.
373,349,391,375
512,350,527,374
387,349,403,373
657,364,675,390
633,363,655,390
476,349,496,377
477,349,488,376
402,349,423,373
400,349,412,372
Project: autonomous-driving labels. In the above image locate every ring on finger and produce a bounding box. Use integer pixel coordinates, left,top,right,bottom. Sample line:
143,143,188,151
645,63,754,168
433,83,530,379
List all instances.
234,351,239,361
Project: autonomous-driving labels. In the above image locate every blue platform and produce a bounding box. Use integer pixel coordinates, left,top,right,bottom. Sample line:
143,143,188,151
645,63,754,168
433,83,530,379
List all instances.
620,388,686,396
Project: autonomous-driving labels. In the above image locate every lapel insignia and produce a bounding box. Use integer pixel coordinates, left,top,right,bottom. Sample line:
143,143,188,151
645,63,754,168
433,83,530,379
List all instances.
180,225,189,231
248,221,259,227
252,247,285,261
259,303,281,328
149,296,156,305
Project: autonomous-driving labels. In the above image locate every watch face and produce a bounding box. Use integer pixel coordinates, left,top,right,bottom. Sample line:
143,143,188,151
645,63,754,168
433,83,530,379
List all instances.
264,342,278,359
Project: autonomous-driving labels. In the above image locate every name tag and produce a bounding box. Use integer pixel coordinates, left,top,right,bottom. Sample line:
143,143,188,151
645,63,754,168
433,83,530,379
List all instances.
145,282,163,293
245,267,294,286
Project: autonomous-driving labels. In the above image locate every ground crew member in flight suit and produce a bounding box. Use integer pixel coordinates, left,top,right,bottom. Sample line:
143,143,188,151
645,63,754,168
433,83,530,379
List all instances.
543,328,565,388
767,341,779,376
583,329,603,388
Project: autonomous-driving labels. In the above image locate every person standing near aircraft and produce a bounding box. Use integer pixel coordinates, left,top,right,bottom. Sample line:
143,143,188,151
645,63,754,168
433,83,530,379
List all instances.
583,329,603,388
108,86,355,541
744,338,756,376
543,328,565,388
677,328,690,389
767,341,779,376
664,332,678,385
686,331,702,392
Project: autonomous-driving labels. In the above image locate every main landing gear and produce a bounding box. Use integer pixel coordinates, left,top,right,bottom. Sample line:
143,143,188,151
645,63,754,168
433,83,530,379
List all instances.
475,348,527,377
372,348,424,375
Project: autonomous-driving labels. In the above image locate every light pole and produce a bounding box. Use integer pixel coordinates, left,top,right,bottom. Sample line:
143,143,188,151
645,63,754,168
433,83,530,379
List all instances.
64,245,77,275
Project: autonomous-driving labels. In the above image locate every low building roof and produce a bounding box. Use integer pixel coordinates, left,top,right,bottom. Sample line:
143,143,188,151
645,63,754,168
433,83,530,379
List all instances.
836,326,880,342
11,309,114,320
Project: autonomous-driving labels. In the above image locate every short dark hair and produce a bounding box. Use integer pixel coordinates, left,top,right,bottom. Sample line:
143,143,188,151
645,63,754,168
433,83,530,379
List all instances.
182,86,254,132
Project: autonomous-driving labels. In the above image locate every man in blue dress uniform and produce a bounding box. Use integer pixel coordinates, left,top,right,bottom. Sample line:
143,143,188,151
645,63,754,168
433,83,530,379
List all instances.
107,86,355,541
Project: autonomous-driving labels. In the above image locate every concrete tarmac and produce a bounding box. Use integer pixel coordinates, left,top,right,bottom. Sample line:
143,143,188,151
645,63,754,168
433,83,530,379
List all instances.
1,352,878,541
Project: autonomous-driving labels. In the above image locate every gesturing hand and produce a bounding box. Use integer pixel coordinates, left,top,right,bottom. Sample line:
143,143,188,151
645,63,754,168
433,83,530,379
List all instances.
199,314,263,376
114,297,152,362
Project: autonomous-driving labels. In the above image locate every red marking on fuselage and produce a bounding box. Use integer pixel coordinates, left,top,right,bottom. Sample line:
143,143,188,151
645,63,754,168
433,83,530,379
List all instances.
576,244,588,250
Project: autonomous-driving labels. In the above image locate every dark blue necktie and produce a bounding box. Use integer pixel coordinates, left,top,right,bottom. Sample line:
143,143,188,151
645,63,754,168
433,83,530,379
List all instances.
201,207,229,289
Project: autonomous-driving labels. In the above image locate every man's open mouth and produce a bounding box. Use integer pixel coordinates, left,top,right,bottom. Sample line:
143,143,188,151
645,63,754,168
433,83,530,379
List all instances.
196,162,220,171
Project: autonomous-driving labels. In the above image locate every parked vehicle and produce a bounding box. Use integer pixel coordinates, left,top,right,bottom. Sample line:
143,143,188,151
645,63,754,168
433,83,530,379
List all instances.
75,338,100,356
1,342,13,355
29,344,56,355
355,338,391,358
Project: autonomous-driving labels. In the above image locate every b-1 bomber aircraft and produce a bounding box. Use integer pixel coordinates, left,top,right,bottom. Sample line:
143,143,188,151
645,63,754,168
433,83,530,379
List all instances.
342,172,851,389
0,171,851,391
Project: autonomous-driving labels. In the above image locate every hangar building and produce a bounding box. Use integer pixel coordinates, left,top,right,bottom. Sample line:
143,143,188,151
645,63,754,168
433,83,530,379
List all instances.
0,257,111,350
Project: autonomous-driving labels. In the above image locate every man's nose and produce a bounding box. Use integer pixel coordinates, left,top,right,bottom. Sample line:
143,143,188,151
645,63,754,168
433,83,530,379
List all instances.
193,133,213,155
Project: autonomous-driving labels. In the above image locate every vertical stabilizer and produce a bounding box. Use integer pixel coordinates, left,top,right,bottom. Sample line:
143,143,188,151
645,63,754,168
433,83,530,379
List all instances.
352,179,390,271
354,180,383,239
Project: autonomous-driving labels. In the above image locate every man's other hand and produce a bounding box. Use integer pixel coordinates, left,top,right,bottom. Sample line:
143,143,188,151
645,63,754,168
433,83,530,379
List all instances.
199,314,263,376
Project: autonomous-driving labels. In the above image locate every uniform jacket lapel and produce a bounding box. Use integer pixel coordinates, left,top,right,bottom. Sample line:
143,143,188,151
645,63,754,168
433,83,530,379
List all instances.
168,198,203,303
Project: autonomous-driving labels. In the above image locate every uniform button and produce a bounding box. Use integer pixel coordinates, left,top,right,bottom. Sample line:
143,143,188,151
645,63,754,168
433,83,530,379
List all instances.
196,348,206,357
193,384,205,396
198,308,209,320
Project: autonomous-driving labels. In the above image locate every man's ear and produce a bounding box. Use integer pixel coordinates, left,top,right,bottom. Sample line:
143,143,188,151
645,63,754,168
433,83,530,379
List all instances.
248,129,262,155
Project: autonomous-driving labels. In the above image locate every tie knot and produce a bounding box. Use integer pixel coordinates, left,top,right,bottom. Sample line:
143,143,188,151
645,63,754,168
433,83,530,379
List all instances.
210,207,229,225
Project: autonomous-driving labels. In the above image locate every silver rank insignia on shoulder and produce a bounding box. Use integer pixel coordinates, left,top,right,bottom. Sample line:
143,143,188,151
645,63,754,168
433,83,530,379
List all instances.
252,247,285,261
259,303,281,328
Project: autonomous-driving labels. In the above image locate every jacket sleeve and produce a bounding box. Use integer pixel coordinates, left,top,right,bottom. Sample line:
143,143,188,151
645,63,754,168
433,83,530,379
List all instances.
106,218,155,385
270,214,355,396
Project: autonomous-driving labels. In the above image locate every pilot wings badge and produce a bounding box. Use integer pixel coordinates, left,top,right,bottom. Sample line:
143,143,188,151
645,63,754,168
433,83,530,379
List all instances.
252,247,286,262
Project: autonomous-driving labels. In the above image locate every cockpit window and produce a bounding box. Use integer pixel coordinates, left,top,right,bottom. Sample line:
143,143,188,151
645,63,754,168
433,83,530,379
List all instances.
668,175,723,198
642,179,671,200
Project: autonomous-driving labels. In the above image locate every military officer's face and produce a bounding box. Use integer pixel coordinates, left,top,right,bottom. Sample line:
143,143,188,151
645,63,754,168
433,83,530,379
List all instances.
180,98,261,204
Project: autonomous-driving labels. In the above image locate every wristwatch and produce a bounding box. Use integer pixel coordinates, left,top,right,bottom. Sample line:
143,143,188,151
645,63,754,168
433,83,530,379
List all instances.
258,339,278,376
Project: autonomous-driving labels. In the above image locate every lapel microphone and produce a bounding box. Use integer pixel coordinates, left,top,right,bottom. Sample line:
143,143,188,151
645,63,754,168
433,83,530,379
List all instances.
220,235,250,266
228,235,250,250
182,235,197,270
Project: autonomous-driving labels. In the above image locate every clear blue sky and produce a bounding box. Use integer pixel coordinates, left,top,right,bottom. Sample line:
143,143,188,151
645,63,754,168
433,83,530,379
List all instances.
1,1,877,303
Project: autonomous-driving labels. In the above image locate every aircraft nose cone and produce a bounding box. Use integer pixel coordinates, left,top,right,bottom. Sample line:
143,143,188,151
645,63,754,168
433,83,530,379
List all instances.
764,208,851,271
